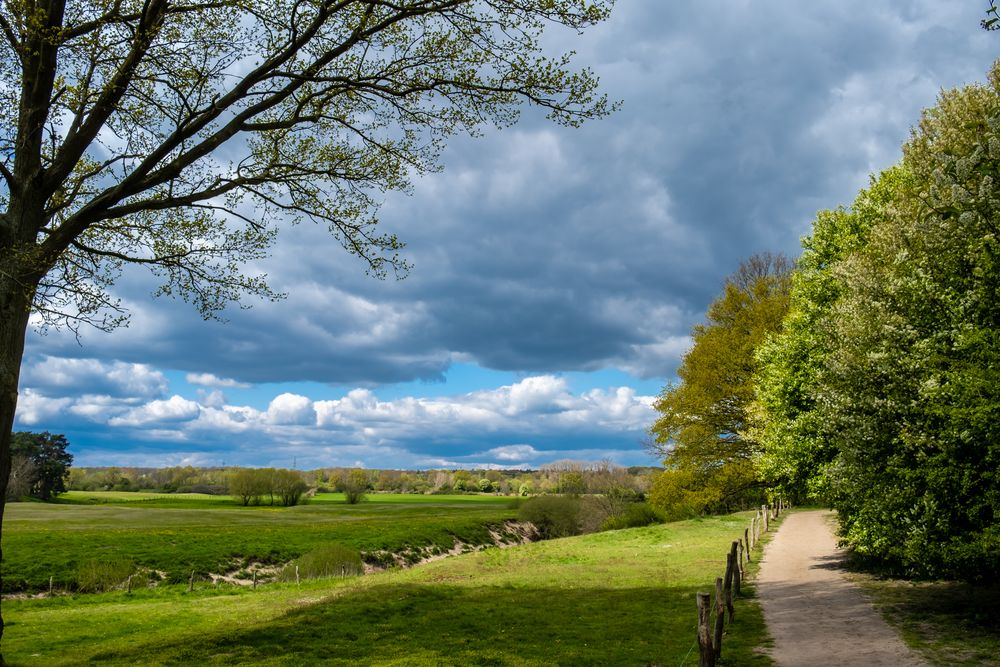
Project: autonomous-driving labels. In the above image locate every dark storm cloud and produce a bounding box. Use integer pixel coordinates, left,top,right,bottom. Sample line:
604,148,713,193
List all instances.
22,1,998,386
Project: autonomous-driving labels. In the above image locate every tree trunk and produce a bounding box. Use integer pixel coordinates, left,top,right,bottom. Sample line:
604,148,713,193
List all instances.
0,266,36,661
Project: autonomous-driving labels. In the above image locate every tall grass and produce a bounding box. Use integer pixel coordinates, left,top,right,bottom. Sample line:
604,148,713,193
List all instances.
279,544,363,582
76,557,134,593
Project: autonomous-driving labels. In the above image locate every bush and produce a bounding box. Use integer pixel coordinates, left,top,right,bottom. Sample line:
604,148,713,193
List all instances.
280,544,364,581
76,556,135,592
517,495,582,539
601,502,665,531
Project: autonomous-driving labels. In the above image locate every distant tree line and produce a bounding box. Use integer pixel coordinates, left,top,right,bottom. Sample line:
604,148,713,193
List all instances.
65,460,659,502
648,59,1000,582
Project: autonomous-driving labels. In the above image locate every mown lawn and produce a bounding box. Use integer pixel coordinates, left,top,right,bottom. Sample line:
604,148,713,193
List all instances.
3,493,517,591
3,512,774,666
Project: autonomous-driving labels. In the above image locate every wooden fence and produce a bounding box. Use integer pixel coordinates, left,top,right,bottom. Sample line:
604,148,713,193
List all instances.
694,498,787,667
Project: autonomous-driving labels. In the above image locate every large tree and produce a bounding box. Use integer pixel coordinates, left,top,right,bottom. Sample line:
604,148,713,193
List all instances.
648,253,791,515
820,62,1000,580
749,166,909,501
10,431,72,500
755,60,1000,581
0,0,614,650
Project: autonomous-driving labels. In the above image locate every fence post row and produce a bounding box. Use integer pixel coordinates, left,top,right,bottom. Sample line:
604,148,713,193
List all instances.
693,503,780,664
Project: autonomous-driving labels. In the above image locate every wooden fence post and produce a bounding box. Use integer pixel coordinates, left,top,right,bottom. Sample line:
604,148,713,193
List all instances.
296,565,300,586
744,528,751,562
731,541,742,598
127,575,132,594
724,552,735,622
713,577,725,660
188,571,194,592
49,576,54,596
762,505,769,533
697,592,715,667
252,570,257,590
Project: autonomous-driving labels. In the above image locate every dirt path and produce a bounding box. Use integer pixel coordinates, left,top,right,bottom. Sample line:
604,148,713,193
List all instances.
757,509,928,666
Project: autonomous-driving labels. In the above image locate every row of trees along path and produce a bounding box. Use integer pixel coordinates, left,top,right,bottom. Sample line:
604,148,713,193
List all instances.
756,509,928,666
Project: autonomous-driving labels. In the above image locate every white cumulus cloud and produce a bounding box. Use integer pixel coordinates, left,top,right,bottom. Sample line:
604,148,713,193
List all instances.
266,393,316,425
185,373,252,389
109,395,201,427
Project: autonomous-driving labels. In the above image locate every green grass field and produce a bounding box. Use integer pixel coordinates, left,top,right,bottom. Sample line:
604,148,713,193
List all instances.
4,493,518,591
3,510,774,666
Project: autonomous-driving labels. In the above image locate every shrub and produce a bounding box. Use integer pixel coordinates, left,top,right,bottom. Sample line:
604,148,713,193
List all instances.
601,502,665,531
517,495,582,539
280,544,364,581
76,556,135,593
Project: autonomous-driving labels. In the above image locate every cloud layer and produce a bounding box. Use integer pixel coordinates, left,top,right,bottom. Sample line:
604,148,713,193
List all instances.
16,357,655,469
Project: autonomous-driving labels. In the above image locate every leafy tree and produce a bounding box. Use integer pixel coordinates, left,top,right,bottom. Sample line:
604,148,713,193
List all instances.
749,166,908,501
10,431,73,500
756,60,1000,581
228,468,268,506
342,468,368,504
818,62,1000,580
557,471,585,495
648,254,791,515
272,468,308,506
0,0,613,646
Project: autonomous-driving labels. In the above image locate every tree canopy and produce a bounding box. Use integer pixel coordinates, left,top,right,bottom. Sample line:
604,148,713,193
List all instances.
648,253,791,516
10,431,73,500
755,60,1000,581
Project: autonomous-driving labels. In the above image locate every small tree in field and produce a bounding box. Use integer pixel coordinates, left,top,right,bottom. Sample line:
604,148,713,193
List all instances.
342,469,368,505
273,469,308,507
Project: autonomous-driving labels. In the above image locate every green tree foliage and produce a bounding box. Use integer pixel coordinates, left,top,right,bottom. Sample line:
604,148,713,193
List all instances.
517,495,581,539
749,167,909,501
227,468,306,506
756,60,1000,580
10,431,73,500
342,469,369,505
825,63,1000,580
648,254,792,516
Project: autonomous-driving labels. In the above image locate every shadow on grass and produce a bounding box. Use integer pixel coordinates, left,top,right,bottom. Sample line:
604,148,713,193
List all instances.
844,570,1000,665
83,582,771,667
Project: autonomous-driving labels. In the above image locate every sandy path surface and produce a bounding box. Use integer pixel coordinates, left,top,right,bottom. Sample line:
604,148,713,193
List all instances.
757,510,927,666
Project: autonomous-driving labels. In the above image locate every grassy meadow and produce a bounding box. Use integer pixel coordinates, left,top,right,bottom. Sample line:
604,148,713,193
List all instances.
4,492,518,591
3,505,774,666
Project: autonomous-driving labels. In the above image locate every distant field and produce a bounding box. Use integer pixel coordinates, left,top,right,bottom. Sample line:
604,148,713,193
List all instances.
4,493,517,592
3,512,774,666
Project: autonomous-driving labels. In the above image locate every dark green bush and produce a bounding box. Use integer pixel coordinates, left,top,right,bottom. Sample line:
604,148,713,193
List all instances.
600,502,665,531
517,495,581,539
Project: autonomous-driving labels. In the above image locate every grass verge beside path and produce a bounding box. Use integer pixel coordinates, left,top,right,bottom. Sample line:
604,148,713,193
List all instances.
5,511,775,666
853,576,1000,666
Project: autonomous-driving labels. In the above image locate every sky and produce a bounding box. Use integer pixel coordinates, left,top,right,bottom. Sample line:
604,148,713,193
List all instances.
12,2,999,471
